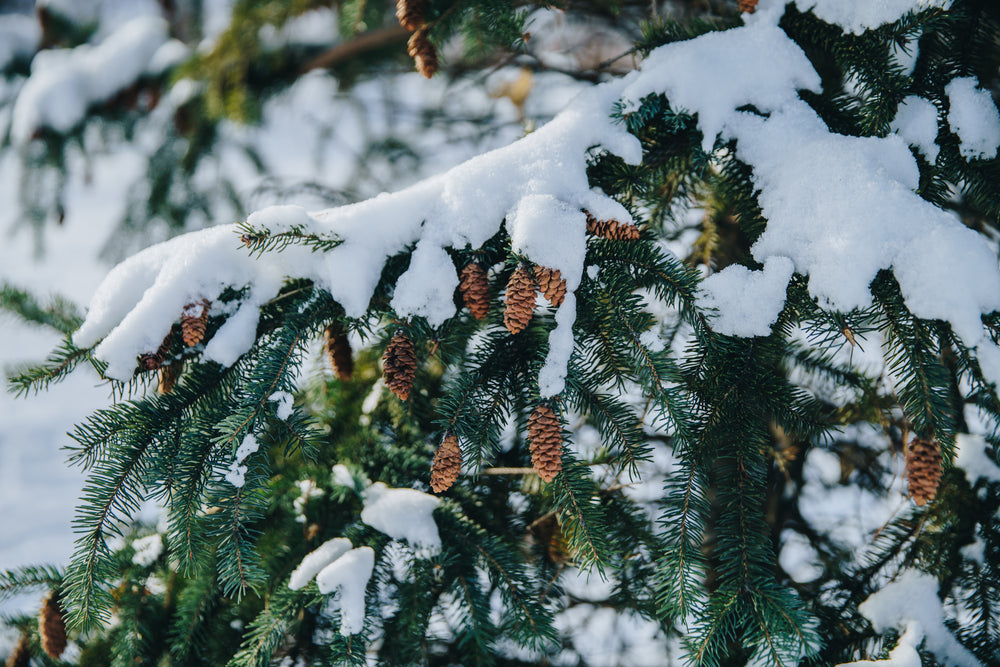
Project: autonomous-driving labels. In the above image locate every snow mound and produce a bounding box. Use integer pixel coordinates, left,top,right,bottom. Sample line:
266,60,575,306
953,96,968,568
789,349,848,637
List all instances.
360,482,442,556
289,537,352,591
315,546,375,635
946,77,1000,160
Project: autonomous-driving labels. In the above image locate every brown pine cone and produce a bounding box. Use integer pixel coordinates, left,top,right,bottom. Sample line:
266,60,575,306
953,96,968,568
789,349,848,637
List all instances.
158,361,182,395
528,404,563,482
533,266,567,307
504,265,537,334
585,212,640,241
906,437,942,506
382,331,417,401
407,28,438,78
324,323,354,382
139,332,173,371
39,591,66,659
181,299,210,347
395,0,428,31
459,262,491,321
430,433,462,493
738,0,759,13
5,635,30,667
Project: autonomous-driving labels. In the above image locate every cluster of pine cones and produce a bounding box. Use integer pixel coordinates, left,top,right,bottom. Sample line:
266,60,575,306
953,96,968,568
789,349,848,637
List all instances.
7,591,66,667
396,0,437,77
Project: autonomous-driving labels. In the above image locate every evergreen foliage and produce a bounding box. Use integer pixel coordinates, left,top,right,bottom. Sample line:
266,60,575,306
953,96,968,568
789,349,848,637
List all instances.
2,1,1000,665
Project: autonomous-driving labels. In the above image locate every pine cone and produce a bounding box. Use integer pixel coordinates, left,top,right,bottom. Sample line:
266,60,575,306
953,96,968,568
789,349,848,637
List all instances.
906,437,942,506
533,266,567,307
382,331,417,401
181,299,210,347
504,265,537,334
738,0,759,13
5,635,30,667
528,404,563,482
585,212,640,241
38,591,66,659
139,332,173,371
158,361,182,395
408,28,438,78
324,323,354,382
459,262,491,321
430,433,462,493
395,0,427,31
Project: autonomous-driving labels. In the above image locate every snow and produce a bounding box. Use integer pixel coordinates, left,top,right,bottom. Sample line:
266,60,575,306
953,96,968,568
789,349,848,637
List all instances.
288,537,352,590
946,77,1000,160
851,570,980,667
837,622,922,667
292,479,324,523
331,463,359,490
314,546,375,635
224,433,259,488
953,433,1000,485
791,0,951,35
268,391,294,420
360,482,442,556
10,15,170,143
130,533,163,566
697,256,794,337
0,14,40,72
891,96,940,162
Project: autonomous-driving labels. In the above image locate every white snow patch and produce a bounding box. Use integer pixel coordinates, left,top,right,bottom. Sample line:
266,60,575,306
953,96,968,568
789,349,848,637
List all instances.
10,15,169,143
361,482,441,556
836,621,922,667
891,96,940,162
793,0,951,35
315,546,375,635
130,534,163,566
331,463,361,490
269,391,294,420
224,433,260,488
292,478,324,523
0,14,40,71
953,433,1000,485
853,570,980,667
697,256,794,337
289,537,352,590
946,76,1000,160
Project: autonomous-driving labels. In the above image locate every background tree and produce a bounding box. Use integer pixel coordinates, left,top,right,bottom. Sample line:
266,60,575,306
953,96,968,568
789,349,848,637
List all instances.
1,0,1000,666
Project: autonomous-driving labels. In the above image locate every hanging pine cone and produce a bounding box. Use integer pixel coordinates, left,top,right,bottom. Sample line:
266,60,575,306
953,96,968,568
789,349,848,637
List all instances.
139,332,173,371
504,265,537,334
38,591,66,659
158,361,182,394
528,404,563,482
738,0,759,13
905,436,942,506
585,211,640,241
459,262,491,321
430,433,462,493
407,28,438,78
181,299,210,347
395,0,427,31
533,266,567,307
5,635,30,667
382,331,417,401
324,322,354,382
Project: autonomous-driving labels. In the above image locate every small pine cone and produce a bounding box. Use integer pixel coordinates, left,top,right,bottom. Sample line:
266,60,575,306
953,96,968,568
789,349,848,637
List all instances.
39,591,67,659
5,635,30,667
407,28,438,78
738,0,759,13
430,433,462,493
324,323,354,382
139,332,173,371
181,299,210,346
585,212,640,241
906,437,942,506
158,361,182,395
382,331,417,401
504,265,537,334
528,404,563,482
533,266,567,308
395,0,427,31
459,262,491,321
